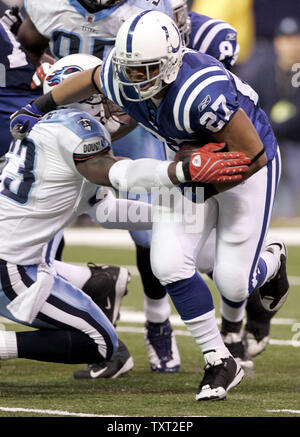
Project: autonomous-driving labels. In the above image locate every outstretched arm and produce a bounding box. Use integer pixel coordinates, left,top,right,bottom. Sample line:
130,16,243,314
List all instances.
76,146,250,191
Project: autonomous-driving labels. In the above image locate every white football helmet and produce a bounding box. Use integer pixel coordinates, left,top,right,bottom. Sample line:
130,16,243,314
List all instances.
170,0,191,46
43,53,107,119
112,10,183,101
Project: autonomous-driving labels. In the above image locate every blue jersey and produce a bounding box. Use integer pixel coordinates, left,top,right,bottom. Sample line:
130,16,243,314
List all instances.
0,18,41,157
188,13,239,69
0,20,36,90
101,48,277,162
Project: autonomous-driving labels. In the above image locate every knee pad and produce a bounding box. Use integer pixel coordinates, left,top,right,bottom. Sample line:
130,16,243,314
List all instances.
151,256,195,286
213,263,249,303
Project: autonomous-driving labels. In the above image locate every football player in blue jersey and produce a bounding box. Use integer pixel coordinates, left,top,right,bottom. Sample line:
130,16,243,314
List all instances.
10,11,290,401
7,49,250,394
170,0,282,363
171,0,239,69
0,7,42,172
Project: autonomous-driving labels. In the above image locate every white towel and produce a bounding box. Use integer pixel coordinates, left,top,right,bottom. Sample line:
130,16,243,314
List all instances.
7,263,54,324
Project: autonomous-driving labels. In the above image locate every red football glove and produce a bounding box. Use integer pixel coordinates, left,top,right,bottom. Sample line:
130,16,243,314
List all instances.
180,143,251,183
30,62,52,89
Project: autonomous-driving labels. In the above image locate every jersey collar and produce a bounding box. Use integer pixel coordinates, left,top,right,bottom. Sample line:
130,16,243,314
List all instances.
68,0,127,21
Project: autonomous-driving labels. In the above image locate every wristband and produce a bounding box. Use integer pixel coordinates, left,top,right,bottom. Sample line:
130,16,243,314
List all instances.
34,92,58,114
175,161,186,183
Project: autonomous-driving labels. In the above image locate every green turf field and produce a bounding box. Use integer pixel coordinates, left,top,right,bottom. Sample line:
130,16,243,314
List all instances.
0,241,299,418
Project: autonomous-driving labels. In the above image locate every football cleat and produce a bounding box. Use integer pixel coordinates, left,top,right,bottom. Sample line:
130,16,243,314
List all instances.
243,330,269,358
83,263,130,325
145,319,180,373
221,317,253,369
73,340,134,379
244,288,274,357
196,351,244,401
222,332,254,369
259,240,289,312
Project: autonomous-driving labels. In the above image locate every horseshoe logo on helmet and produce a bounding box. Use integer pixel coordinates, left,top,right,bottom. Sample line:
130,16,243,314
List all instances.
161,23,181,53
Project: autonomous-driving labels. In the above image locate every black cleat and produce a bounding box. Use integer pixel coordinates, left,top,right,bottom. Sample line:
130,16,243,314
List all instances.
83,263,130,325
221,318,253,369
244,288,274,357
73,340,134,379
222,332,254,369
259,241,289,312
196,351,244,401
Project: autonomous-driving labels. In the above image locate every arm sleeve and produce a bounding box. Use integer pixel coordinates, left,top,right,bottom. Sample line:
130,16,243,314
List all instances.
108,159,174,192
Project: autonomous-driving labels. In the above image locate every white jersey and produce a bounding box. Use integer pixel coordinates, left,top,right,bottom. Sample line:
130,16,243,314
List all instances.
25,0,173,60
0,108,108,265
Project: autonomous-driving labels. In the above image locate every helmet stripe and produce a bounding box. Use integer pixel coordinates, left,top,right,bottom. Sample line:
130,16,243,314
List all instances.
126,10,152,53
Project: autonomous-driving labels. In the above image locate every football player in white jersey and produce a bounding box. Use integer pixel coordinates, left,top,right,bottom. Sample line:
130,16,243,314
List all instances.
10,11,290,401
0,52,159,376
16,0,184,375
7,51,250,391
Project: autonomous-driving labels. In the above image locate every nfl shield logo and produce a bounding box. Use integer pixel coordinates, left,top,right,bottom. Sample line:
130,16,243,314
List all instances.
86,14,95,23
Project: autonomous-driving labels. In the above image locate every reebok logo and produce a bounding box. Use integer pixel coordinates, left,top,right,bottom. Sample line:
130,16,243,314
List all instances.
192,155,201,167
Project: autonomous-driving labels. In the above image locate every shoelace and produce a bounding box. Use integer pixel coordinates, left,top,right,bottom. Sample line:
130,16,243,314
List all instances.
200,360,228,388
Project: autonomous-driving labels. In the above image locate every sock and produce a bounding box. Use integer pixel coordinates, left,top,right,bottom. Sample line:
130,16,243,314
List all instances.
136,245,167,300
259,251,278,284
144,295,171,323
184,310,230,357
220,297,246,323
166,271,214,321
54,261,91,289
0,331,18,359
16,330,103,364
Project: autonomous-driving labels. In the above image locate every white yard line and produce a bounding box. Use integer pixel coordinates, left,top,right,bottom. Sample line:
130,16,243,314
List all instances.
266,409,300,415
63,227,300,248
0,311,298,327
115,325,300,347
0,406,121,417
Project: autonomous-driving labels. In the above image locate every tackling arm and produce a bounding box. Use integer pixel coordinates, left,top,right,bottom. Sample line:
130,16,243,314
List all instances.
76,148,250,192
